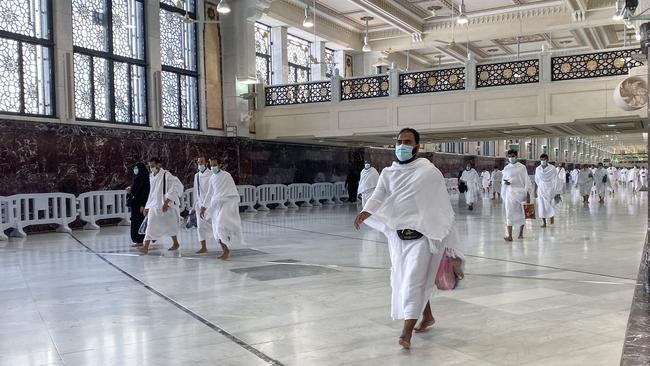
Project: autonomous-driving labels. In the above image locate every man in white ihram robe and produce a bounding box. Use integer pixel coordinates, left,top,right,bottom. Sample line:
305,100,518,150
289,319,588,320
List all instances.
556,164,567,196
491,166,503,200
576,165,594,204
481,170,491,193
619,168,628,188
607,166,618,195
501,150,531,241
200,158,243,260
534,155,557,227
592,163,608,203
193,156,214,254
354,128,462,350
460,164,481,210
358,161,379,207
570,168,579,186
640,167,648,189
139,158,184,254
629,166,640,193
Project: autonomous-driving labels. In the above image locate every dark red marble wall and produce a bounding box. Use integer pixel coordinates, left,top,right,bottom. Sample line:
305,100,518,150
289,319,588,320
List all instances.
0,120,364,196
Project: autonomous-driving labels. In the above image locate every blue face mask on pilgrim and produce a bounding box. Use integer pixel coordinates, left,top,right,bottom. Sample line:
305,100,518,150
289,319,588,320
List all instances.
395,145,414,162
211,166,220,174
150,167,159,175
198,164,206,172
508,157,517,164
133,167,139,175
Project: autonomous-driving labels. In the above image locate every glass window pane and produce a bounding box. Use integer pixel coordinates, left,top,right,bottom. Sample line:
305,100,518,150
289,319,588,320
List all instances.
72,0,108,51
0,38,20,113
180,74,198,129
112,0,145,60
287,35,310,68
22,42,52,115
74,53,92,119
114,61,130,123
0,0,50,39
160,8,196,71
160,0,194,12
131,64,146,124
93,57,110,121
161,71,179,127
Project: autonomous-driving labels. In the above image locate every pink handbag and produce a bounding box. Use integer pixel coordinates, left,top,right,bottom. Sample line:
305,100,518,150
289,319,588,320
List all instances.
435,254,457,290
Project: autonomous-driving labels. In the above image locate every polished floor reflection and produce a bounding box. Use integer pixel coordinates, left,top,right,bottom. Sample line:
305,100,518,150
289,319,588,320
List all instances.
0,187,646,366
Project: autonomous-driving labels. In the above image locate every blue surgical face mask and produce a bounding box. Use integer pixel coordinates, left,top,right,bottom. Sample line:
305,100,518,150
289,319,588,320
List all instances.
150,167,159,175
395,144,414,162
541,160,547,166
133,167,139,175
508,157,517,164
211,166,220,174
364,163,371,170
198,164,206,172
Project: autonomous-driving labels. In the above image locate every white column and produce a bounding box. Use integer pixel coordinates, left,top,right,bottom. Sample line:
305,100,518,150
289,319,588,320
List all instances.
145,0,162,129
465,54,477,91
271,26,288,84
52,0,74,122
311,41,327,80
539,45,552,84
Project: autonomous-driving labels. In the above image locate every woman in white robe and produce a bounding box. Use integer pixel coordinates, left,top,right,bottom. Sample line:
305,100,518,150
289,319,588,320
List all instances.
200,158,243,260
460,165,481,210
501,150,531,241
358,162,380,207
140,159,184,254
576,166,594,204
534,156,557,227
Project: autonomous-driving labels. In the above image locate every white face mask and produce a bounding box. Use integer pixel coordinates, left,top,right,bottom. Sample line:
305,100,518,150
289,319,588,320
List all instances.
211,166,220,174
133,167,139,175
364,163,371,170
541,160,547,167
508,157,517,164
150,167,159,175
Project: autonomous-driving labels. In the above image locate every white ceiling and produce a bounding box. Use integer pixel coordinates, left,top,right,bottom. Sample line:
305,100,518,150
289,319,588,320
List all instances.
263,0,643,67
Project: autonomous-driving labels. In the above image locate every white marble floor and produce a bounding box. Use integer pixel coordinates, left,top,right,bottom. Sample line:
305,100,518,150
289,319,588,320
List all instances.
1,187,646,366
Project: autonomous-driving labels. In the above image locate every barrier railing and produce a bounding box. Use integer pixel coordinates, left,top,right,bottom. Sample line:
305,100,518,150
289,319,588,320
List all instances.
77,190,130,230
0,182,348,239
7,193,77,237
333,182,349,204
287,183,313,208
256,184,288,211
312,183,335,206
237,185,258,212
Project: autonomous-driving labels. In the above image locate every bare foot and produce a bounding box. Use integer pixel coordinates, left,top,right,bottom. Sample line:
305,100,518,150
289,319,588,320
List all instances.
541,223,547,228
414,317,435,333
195,247,207,254
504,236,513,242
217,250,230,260
138,246,149,254
517,235,524,239
398,336,411,350
168,244,180,251
550,217,554,225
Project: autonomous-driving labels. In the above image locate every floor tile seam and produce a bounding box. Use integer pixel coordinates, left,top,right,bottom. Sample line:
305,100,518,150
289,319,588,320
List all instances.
66,232,287,366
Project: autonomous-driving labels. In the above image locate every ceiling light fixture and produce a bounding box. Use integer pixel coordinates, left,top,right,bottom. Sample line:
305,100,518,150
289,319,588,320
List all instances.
216,0,230,14
361,16,373,52
303,4,314,28
608,122,617,127
457,0,468,25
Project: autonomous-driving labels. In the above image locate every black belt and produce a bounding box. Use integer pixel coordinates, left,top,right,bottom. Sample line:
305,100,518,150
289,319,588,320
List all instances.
396,229,423,241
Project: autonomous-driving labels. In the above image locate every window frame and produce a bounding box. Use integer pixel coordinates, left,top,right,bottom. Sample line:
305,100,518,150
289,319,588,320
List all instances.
72,0,148,125
325,47,335,78
254,21,271,85
287,34,311,84
0,0,56,117
159,1,200,130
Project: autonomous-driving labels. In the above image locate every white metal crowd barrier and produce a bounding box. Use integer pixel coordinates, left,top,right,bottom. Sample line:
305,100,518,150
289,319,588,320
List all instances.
312,183,335,206
333,182,349,204
256,184,288,211
446,178,459,193
6,193,77,237
0,197,14,241
287,183,313,208
237,185,258,212
182,188,195,211
77,190,130,230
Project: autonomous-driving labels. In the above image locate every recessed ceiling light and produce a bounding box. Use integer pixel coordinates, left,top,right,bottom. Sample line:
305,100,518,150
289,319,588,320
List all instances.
487,48,499,53
608,122,617,127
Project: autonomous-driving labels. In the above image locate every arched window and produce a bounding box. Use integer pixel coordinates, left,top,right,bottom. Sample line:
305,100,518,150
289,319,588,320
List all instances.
159,0,199,129
72,0,147,124
0,0,54,116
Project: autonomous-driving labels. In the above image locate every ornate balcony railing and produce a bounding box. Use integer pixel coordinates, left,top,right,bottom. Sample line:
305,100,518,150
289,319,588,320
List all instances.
476,59,540,88
551,48,643,81
341,75,390,101
399,68,465,95
264,81,331,106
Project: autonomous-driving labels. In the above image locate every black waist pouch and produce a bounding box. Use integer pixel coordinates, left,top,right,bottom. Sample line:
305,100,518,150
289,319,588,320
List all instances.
396,229,423,240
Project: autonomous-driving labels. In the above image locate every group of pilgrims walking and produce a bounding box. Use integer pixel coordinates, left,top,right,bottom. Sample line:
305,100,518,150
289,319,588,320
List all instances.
123,128,646,352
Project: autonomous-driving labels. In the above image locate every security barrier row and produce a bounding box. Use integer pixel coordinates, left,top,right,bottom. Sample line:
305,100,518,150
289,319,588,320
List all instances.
0,182,349,239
